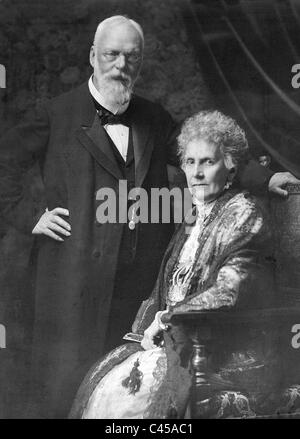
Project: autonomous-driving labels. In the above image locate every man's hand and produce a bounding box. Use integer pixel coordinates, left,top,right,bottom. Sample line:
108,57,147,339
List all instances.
32,207,71,242
268,172,300,197
141,317,161,350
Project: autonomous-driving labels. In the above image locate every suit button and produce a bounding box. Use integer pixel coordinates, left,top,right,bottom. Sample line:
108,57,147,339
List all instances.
92,250,101,258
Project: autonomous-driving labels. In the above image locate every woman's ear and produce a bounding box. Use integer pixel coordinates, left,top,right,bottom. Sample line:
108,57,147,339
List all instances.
228,167,237,182
224,167,237,190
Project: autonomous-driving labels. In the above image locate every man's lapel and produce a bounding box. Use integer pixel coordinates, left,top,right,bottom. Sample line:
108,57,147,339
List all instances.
75,84,123,180
75,86,155,184
130,96,153,188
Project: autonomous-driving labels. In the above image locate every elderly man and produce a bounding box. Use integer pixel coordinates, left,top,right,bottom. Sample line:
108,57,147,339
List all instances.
0,15,178,418
0,15,297,418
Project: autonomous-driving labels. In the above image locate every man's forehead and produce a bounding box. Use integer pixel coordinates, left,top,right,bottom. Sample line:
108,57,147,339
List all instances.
96,23,143,48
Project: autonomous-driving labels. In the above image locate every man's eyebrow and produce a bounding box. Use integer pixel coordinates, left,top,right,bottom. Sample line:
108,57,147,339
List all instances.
102,49,141,54
185,156,215,161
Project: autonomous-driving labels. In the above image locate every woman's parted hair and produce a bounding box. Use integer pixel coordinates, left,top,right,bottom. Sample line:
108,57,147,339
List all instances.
177,110,249,169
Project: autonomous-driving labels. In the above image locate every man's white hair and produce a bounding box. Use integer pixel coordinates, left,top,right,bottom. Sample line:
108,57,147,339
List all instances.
93,15,144,48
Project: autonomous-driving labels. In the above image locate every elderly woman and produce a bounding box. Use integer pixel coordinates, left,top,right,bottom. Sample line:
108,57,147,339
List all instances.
70,111,277,419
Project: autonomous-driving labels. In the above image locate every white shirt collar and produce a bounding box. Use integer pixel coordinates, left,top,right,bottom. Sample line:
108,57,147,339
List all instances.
88,76,129,115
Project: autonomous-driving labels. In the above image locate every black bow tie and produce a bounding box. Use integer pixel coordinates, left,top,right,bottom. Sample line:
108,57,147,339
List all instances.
93,99,130,126
98,109,128,126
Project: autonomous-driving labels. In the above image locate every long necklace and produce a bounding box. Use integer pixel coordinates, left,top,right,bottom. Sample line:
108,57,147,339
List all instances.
167,200,216,306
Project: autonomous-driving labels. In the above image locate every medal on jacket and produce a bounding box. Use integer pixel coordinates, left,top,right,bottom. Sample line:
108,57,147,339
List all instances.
129,205,136,230
129,220,135,230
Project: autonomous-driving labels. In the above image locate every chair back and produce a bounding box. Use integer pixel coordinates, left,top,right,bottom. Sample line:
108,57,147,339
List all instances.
270,183,300,306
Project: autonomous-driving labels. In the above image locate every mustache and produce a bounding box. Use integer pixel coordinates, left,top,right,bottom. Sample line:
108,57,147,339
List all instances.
106,74,132,87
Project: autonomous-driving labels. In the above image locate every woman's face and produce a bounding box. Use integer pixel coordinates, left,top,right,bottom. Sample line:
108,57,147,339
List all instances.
183,139,230,203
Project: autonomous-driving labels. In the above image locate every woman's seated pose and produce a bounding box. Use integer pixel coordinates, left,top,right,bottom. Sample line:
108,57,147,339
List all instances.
70,110,280,419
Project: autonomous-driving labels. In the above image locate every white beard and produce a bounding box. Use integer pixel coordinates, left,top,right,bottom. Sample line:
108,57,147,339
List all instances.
98,75,133,112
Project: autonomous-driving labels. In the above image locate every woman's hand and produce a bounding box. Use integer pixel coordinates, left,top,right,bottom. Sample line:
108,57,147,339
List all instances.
141,318,161,350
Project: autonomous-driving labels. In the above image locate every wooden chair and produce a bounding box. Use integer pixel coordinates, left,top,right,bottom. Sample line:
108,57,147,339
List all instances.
170,307,300,418
167,185,300,418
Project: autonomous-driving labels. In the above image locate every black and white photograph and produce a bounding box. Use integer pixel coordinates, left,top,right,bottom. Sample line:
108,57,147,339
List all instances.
0,0,300,421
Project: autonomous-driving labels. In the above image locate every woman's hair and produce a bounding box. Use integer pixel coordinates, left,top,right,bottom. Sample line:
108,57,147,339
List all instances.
177,110,249,169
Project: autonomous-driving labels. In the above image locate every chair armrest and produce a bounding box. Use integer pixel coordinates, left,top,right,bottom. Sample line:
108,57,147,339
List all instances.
169,307,300,328
166,306,300,418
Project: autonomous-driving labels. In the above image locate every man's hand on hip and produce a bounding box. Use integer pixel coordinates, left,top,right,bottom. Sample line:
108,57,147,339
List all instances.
268,172,300,197
32,207,71,242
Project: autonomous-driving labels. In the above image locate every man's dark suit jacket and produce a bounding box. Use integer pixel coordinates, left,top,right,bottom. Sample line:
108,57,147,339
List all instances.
0,81,272,418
